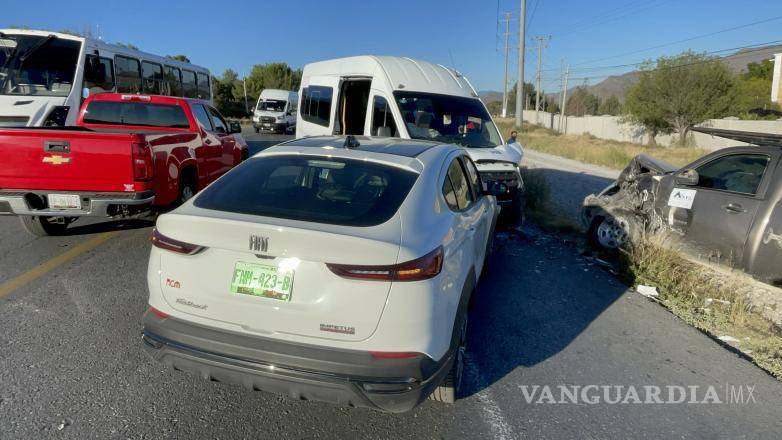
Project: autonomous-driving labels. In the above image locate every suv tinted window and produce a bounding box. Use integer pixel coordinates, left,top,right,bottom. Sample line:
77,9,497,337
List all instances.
371,96,398,137
695,154,769,195
194,156,418,226
446,158,473,210
115,56,141,93
301,86,332,127
83,101,189,128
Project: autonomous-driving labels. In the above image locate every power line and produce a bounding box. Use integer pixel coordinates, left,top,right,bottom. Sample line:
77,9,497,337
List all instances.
539,39,782,83
553,0,671,39
540,38,782,78
571,14,782,67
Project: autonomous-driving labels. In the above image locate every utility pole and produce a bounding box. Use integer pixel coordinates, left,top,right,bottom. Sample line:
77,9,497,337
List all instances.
559,64,570,133
515,0,526,129
557,58,563,113
243,77,249,115
500,12,513,118
533,35,550,115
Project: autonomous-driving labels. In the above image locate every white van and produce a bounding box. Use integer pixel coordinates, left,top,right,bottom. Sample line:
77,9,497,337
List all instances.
296,56,524,222
253,89,298,133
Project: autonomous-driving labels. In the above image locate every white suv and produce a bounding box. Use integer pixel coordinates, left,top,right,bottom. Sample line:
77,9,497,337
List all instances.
142,136,502,412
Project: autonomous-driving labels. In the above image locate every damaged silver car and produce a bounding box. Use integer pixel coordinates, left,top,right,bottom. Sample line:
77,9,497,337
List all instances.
581,127,782,286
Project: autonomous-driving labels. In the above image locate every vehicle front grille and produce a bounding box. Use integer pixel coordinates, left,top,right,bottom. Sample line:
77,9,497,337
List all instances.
479,171,518,182
261,117,276,123
0,116,29,127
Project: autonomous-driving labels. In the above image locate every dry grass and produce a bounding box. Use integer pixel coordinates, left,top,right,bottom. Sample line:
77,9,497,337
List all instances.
495,118,707,170
620,236,782,378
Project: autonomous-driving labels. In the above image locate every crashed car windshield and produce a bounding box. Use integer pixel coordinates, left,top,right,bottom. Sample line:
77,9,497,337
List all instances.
393,91,503,148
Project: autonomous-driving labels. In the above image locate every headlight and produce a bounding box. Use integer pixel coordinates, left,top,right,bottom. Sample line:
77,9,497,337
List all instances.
276,115,285,121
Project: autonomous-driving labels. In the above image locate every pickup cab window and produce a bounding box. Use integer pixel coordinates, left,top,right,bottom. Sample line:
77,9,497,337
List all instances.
695,154,770,195
82,101,189,128
208,106,228,133
191,104,213,131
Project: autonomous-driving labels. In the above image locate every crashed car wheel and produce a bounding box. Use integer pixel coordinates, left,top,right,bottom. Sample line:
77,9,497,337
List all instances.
590,215,634,249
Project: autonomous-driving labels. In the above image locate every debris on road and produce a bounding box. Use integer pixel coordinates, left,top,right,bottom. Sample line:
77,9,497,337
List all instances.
636,285,659,298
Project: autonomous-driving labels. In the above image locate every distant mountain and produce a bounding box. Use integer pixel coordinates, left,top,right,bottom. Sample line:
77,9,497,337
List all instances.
478,90,504,102
481,43,782,104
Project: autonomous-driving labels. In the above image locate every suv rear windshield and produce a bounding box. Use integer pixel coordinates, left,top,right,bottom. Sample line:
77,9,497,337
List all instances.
83,101,190,128
194,156,418,226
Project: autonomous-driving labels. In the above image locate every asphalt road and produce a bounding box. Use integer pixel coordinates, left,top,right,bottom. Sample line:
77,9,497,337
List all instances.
1,134,782,439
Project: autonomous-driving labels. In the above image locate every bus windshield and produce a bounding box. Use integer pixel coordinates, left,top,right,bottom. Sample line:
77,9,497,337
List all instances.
0,34,81,97
393,91,503,148
257,99,286,112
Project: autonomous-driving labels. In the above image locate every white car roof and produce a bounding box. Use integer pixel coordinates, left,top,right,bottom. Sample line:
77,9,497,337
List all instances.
258,136,461,173
301,56,478,99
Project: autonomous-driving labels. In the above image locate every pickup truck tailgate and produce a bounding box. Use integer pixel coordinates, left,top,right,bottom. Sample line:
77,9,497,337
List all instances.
0,129,137,192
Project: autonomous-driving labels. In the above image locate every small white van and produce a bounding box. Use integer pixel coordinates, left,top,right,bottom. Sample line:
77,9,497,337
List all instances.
296,56,524,222
253,89,298,134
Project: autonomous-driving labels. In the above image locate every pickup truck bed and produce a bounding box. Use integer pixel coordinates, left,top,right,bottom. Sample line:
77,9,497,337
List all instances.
0,93,247,235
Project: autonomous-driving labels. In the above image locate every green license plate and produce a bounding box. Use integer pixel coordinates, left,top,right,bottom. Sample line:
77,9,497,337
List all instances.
230,261,294,301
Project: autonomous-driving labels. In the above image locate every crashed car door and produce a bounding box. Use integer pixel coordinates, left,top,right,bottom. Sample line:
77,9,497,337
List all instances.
664,151,774,265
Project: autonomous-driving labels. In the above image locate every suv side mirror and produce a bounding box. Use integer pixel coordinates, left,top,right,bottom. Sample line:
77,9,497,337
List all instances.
675,168,699,186
483,180,508,197
228,122,242,134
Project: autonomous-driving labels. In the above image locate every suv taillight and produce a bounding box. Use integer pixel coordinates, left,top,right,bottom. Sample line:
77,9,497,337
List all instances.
327,246,443,282
151,228,205,255
131,136,154,181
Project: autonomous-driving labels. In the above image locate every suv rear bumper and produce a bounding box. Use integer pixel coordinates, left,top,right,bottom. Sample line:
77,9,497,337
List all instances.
141,311,451,413
0,190,154,217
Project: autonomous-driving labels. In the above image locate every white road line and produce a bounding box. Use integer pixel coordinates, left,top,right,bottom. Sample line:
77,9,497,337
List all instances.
464,353,517,440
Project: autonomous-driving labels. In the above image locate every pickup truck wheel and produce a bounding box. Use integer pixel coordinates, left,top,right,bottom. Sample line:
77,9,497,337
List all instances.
430,313,468,404
589,213,638,249
19,215,69,236
177,176,197,206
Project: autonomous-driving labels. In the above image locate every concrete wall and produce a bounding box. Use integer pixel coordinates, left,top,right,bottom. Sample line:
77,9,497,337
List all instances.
522,110,782,150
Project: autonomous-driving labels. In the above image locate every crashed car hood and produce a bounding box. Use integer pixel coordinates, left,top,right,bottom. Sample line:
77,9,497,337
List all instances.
617,153,678,182
465,142,524,172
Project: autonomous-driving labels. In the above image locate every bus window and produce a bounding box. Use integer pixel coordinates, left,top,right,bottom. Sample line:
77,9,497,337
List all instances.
142,61,164,94
164,66,182,96
182,70,197,98
115,56,141,93
83,55,115,94
196,72,210,100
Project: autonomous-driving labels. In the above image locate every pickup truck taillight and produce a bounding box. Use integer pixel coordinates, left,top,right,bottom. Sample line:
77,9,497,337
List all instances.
131,135,154,181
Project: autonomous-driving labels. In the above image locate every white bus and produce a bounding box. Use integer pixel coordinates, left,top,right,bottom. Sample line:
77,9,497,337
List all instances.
0,29,212,127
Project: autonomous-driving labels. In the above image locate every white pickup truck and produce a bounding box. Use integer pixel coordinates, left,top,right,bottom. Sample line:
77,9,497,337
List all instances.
295,56,525,223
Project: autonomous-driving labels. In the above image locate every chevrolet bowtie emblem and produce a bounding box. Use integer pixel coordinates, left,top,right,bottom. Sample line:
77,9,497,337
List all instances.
42,155,71,165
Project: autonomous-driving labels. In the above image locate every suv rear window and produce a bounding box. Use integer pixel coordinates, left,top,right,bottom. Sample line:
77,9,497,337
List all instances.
83,101,190,128
194,156,418,226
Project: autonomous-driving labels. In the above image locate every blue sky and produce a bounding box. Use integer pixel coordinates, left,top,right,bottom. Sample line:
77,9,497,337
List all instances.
3,0,782,93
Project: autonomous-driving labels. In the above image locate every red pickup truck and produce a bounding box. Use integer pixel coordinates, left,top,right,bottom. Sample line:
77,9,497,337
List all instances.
0,93,249,235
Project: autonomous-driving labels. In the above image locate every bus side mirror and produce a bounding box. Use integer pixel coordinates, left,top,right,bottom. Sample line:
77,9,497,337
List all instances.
82,87,90,99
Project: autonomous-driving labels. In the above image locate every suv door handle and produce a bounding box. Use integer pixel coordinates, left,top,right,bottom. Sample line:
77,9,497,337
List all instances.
724,203,747,213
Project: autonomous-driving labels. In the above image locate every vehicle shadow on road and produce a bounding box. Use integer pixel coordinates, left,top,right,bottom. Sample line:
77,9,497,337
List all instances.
461,168,626,398
63,218,155,235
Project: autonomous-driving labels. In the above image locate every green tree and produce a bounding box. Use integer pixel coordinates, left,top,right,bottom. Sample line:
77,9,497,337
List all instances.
502,81,536,116
212,69,248,117
245,63,302,104
166,54,191,63
566,87,599,116
623,51,737,146
114,42,139,50
597,95,621,115
732,60,779,118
